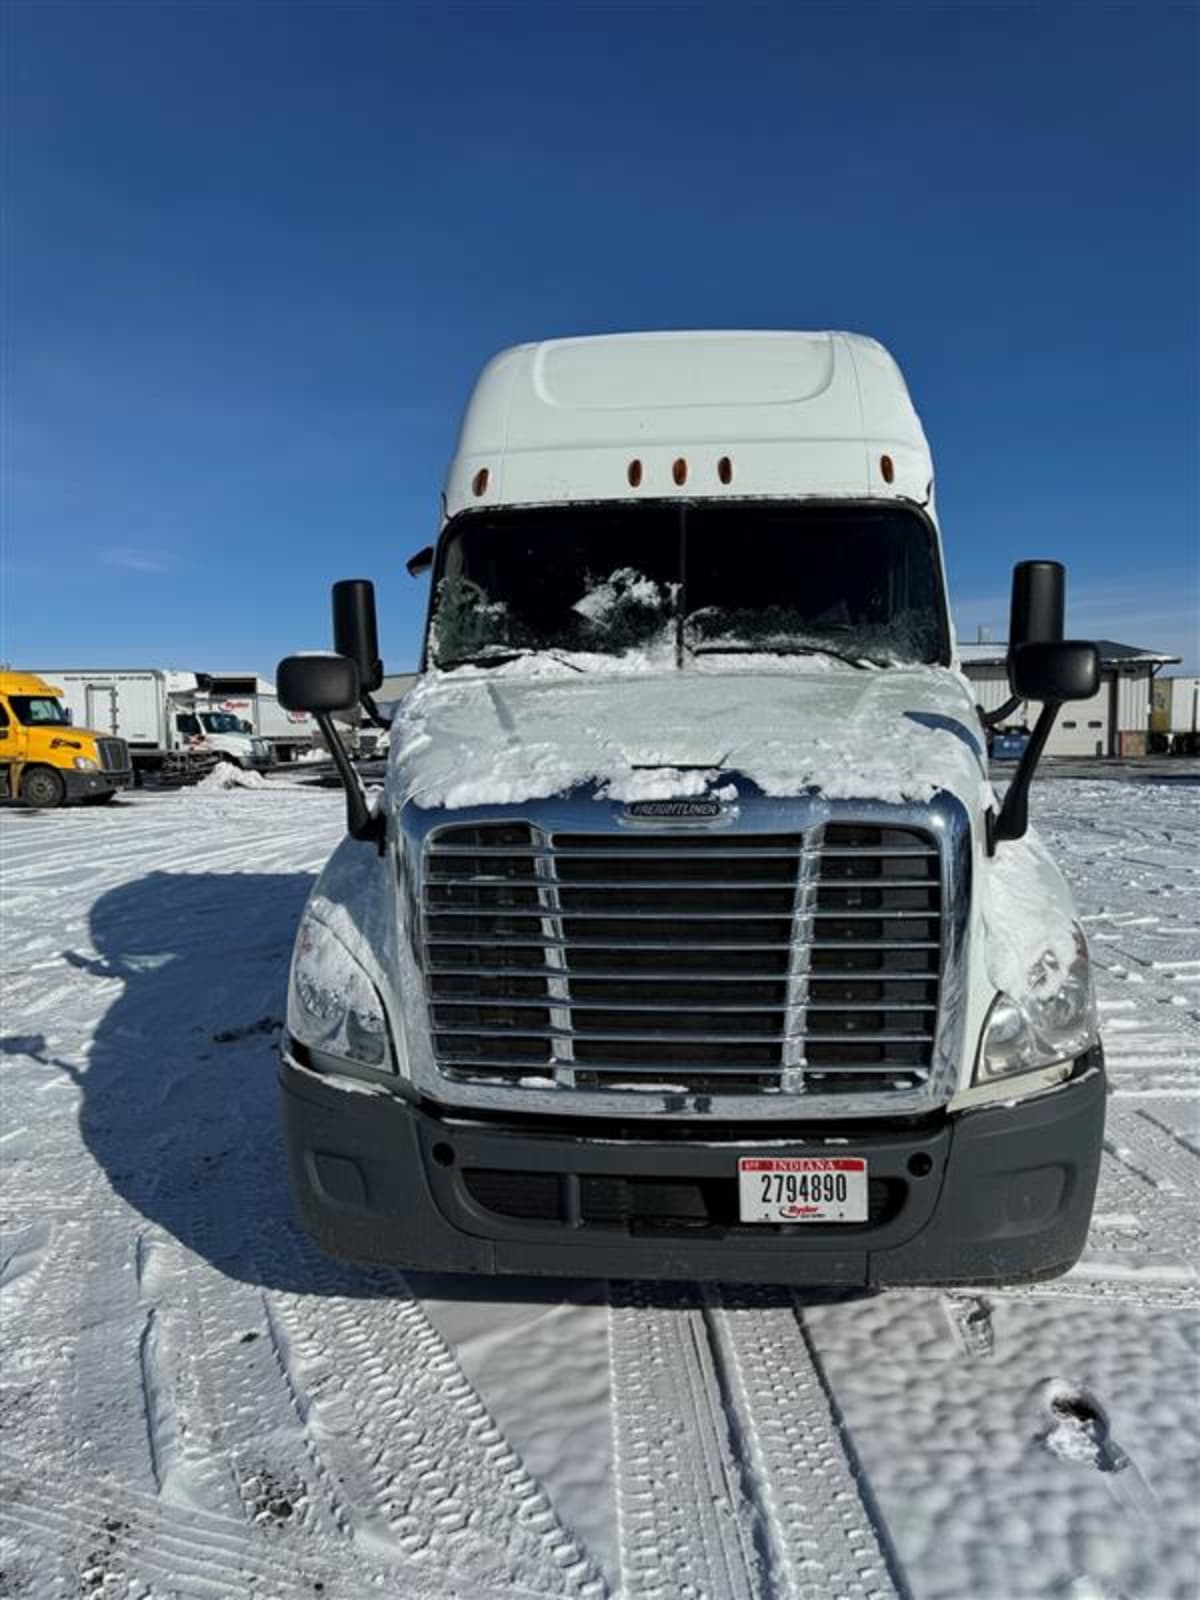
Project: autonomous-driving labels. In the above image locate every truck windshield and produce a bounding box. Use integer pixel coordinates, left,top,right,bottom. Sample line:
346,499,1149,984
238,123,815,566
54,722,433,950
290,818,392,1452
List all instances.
430,505,678,668
428,503,945,668
200,713,244,734
9,696,71,726
683,504,943,665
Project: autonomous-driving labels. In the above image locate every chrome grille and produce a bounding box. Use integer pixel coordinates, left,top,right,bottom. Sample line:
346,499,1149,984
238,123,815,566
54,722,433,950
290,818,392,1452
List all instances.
422,819,941,1095
97,737,129,772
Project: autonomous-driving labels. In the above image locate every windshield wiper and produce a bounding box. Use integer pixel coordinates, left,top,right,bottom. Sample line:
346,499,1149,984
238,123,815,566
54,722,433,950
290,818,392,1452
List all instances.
438,646,585,673
689,642,876,670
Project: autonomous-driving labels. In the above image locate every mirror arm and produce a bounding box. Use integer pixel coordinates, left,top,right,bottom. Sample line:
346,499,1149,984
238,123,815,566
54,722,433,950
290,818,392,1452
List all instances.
993,700,1061,846
314,712,386,851
359,690,390,731
980,693,1022,730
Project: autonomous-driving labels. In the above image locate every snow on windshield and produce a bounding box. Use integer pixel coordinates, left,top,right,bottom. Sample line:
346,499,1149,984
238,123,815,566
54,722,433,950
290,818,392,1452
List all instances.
428,575,515,664
432,565,676,667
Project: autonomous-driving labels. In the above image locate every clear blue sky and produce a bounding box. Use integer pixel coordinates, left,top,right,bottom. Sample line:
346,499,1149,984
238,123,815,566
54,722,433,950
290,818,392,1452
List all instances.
4,1,1196,675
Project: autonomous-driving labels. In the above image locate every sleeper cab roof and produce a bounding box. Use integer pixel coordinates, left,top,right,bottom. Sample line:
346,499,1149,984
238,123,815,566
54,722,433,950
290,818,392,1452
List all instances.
444,330,933,519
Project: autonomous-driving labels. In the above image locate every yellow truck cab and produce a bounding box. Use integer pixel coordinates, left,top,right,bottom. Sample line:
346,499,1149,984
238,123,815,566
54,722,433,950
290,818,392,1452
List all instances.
0,671,133,807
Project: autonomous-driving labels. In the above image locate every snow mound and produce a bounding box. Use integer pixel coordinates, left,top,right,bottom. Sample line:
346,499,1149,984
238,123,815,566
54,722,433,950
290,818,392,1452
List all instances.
196,762,271,791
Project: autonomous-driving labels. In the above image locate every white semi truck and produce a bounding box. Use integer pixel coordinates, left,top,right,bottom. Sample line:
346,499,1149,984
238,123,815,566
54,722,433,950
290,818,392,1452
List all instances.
41,669,271,777
195,674,315,762
195,675,315,761
275,330,1105,1286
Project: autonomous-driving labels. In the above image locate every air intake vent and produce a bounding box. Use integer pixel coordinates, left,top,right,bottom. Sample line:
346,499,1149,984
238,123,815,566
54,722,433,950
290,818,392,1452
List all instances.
422,819,941,1097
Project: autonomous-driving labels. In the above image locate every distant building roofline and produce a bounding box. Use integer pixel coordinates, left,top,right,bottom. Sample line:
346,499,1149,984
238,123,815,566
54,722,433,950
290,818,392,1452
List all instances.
959,639,1181,667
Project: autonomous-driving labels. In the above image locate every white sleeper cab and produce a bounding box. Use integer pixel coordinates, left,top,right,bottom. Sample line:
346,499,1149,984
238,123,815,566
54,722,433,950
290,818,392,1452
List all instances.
276,330,1105,1286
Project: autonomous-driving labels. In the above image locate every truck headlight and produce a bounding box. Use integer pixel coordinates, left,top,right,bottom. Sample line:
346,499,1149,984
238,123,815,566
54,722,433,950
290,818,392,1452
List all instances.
976,929,1097,1082
73,757,98,770
288,915,392,1071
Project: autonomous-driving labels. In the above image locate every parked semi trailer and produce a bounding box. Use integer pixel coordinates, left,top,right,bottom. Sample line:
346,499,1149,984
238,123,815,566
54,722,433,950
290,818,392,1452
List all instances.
274,330,1105,1288
38,669,270,777
0,670,132,806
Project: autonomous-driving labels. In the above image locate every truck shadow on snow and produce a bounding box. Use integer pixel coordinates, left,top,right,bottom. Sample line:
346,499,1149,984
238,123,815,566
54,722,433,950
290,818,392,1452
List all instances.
67,866,387,1296
66,866,609,1304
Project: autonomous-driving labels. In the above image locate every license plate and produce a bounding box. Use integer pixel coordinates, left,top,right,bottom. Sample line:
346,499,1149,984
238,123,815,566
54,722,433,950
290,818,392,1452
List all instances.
737,1156,868,1223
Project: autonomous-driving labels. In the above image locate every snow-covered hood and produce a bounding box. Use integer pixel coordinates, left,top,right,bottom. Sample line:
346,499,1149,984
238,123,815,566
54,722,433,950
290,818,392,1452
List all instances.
390,663,989,814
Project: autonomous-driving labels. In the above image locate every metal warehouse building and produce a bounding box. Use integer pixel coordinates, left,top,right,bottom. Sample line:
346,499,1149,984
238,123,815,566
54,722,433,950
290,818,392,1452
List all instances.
959,640,1181,758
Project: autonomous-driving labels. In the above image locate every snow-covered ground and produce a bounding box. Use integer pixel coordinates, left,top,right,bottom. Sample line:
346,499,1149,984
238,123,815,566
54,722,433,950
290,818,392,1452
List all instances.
1,781,1197,1600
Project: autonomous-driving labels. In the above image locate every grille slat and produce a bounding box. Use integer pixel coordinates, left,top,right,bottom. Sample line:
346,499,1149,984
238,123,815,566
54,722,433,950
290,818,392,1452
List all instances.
422,818,941,1096
433,1054,918,1076
426,844,937,860
97,737,128,772
431,996,935,1013
435,1025,935,1043
427,963,937,986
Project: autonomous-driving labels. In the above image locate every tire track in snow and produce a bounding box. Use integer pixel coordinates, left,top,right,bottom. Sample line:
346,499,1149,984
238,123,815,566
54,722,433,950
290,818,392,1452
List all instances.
275,1283,608,1596
710,1287,907,1600
609,1282,760,1600
1118,1107,1200,1196
163,1209,355,1539
0,1461,528,1600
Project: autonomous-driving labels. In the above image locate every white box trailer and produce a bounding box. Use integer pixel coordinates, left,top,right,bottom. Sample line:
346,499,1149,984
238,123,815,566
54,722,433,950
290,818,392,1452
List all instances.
37,669,203,776
196,674,315,761
1152,676,1200,753
36,669,268,775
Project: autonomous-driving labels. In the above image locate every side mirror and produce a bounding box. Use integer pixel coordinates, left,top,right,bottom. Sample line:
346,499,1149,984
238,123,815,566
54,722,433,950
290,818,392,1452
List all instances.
278,654,384,848
1010,641,1100,704
994,634,1101,846
332,579,383,693
406,545,434,578
1008,559,1065,652
983,559,1068,731
278,653,359,713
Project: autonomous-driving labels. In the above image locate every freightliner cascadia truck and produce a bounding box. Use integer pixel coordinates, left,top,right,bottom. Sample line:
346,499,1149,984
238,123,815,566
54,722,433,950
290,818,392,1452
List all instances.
275,330,1105,1286
0,670,133,806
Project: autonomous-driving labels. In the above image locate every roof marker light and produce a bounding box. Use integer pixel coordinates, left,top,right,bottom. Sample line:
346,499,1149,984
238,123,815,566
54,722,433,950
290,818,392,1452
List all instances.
672,457,688,486
880,454,895,484
472,467,490,497
717,455,733,485
627,459,643,488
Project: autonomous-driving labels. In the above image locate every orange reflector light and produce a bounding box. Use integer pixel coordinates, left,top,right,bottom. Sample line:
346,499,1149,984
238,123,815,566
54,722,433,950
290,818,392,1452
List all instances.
880,454,895,484
672,457,688,486
717,455,733,485
472,467,490,497
627,459,643,488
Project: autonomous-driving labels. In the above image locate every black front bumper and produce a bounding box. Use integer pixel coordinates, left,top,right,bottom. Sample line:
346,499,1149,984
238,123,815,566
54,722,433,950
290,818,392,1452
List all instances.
63,767,134,800
279,1050,1105,1286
